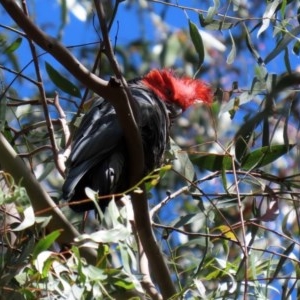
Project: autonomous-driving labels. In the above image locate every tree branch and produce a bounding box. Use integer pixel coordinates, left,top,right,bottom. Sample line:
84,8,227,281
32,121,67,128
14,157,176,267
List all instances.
0,132,97,264
0,0,176,297
95,1,176,298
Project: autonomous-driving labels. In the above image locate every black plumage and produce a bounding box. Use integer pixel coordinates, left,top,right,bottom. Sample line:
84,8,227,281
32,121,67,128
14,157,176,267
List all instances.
62,69,212,212
62,84,172,212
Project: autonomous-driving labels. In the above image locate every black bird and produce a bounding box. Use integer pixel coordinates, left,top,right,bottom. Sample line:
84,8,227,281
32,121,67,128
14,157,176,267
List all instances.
62,69,212,212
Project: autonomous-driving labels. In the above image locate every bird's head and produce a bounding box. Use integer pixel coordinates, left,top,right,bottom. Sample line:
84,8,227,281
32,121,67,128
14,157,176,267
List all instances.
142,69,213,116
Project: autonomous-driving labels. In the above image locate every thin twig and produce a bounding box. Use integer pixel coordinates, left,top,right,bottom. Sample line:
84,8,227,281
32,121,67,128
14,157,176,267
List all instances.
21,0,63,177
94,0,176,297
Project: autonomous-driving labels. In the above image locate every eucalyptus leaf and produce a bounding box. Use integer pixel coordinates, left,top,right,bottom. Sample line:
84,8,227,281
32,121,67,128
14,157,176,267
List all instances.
12,206,35,231
188,20,204,68
191,153,234,172
199,14,234,30
265,26,300,64
4,37,22,53
270,242,295,283
75,225,131,244
32,230,61,260
226,30,236,64
45,62,81,98
241,144,294,170
257,0,280,38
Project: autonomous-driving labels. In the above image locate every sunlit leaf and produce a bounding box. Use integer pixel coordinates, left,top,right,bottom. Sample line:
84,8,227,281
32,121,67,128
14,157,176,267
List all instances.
280,0,287,18
4,37,22,53
75,225,131,244
211,225,238,242
114,279,135,290
241,144,294,170
169,138,195,181
226,30,236,64
33,230,61,260
45,62,81,98
199,14,234,30
206,0,220,23
12,206,35,231
82,265,107,281
257,0,280,38
34,250,53,275
265,26,300,64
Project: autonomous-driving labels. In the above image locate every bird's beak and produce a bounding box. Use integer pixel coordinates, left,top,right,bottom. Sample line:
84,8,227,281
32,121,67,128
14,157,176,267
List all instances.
167,102,182,119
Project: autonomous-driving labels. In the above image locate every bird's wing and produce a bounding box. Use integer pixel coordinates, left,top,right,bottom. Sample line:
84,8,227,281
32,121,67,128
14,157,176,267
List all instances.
63,99,123,200
68,99,122,167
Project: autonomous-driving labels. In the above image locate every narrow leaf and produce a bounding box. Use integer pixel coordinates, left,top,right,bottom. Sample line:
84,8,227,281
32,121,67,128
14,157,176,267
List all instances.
33,230,61,260
235,123,255,163
4,37,22,53
12,207,35,231
45,62,81,98
265,26,300,64
206,0,220,23
191,153,233,172
226,30,236,64
212,225,237,242
257,0,280,38
270,242,295,283
241,144,294,170
199,14,234,30
244,23,263,64
0,70,6,132
188,20,204,68
292,40,300,56
169,138,195,181
115,279,135,290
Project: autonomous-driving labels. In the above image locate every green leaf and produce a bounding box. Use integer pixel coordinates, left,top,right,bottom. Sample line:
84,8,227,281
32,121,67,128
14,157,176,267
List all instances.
280,0,287,18
270,242,295,283
257,0,280,38
221,157,228,191
188,20,204,68
293,40,300,56
226,30,236,64
199,14,234,30
0,70,6,132
32,230,61,260
12,207,35,231
235,122,254,163
45,62,81,98
206,0,220,23
241,144,294,170
4,37,22,53
160,32,182,67
191,153,234,172
265,26,300,64
168,138,195,181
114,279,135,290
244,23,263,64
75,225,131,244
